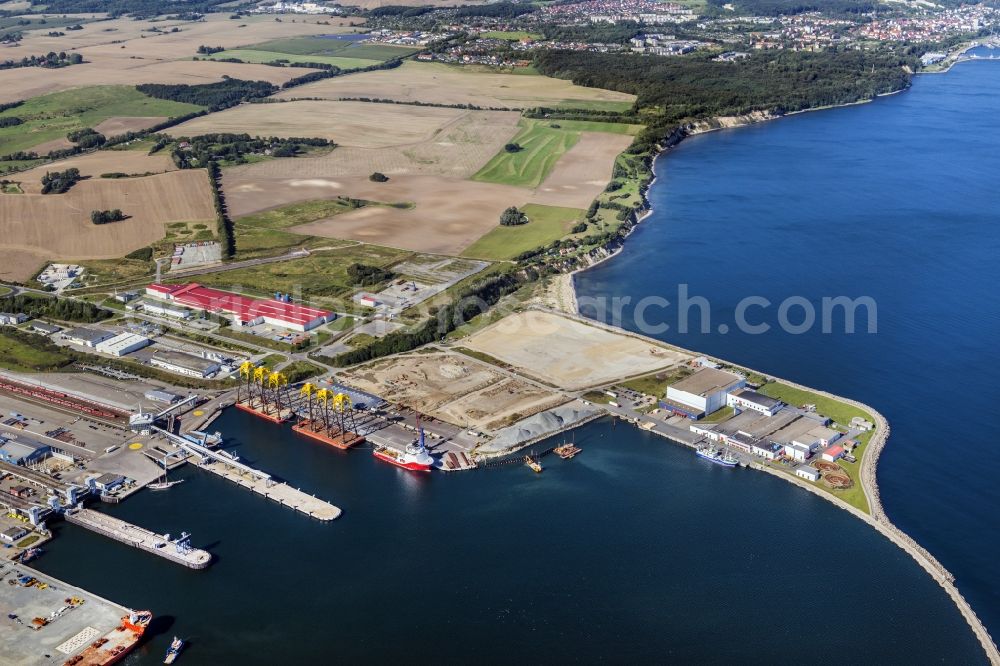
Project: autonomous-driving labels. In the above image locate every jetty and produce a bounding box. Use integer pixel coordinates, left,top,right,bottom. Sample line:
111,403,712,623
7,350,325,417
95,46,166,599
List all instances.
64,508,211,569
151,425,342,521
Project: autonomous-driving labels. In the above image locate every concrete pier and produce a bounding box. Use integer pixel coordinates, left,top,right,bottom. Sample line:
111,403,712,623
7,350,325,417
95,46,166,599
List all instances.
0,561,134,664
196,459,342,521
64,508,212,569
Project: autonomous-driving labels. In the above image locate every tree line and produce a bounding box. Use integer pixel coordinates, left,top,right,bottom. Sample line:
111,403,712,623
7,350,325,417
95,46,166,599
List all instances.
0,50,81,70
0,293,110,322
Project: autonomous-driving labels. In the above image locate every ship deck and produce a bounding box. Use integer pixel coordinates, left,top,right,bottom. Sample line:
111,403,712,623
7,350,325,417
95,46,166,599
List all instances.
0,561,130,664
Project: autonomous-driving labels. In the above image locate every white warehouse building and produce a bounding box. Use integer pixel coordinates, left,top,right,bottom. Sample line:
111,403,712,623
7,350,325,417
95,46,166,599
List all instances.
664,367,746,418
94,332,151,357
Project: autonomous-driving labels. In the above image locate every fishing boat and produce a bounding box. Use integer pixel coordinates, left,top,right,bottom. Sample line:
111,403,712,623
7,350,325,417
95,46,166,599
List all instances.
373,417,433,471
525,455,543,473
163,636,184,664
695,445,739,467
64,610,151,666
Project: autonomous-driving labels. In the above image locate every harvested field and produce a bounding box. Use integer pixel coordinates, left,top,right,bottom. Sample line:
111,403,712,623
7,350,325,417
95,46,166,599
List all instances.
530,132,635,208
275,60,636,110
0,59,315,103
201,49,380,70
170,100,470,148
10,151,175,193
227,174,529,255
463,311,692,390
0,170,214,281
92,116,168,138
223,108,520,179
341,353,565,432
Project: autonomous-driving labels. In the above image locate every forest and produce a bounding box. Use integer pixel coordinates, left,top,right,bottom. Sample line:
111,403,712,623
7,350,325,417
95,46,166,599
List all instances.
136,79,277,111
0,294,110,322
534,48,915,147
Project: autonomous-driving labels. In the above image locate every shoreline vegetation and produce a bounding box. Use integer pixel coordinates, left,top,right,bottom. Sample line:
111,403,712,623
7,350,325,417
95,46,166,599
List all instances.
564,49,999,663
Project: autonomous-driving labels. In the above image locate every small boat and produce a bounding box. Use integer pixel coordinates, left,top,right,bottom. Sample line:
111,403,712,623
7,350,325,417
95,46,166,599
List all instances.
163,636,184,664
696,445,739,467
19,547,43,563
525,455,543,473
148,480,184,491
554,433,582,459
149,456,183,491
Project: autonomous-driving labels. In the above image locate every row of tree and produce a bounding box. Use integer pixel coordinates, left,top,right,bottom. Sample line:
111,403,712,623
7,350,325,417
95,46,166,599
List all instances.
0,50,82,70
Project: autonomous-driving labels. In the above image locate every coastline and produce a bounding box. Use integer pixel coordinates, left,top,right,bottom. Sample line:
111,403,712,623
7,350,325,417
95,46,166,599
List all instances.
566,64,1000,663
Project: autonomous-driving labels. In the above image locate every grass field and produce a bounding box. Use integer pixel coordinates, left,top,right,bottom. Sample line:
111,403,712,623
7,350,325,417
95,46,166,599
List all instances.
542,119,645,135
758,381,874,429
0,86,202,157
461,204,584,260
553,100,636,113
619,366,694,397
232,199,385,258
247,36,418,61
202,49,379,70
480,31,542,40
195,243,412,303
0,330,73,372
473,120,580,188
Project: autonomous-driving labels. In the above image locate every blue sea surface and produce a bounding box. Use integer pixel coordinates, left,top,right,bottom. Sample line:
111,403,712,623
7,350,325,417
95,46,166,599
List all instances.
578,56,1000,645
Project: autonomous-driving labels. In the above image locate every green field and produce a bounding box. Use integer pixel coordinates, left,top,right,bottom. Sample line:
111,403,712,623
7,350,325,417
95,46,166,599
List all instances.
544,118,645,135
554,100,636,113
480,30,543,41
0,330,73,372
203,49,379,70
233,36,419,61
0,86,203,157
758,381,874,429
461,204,584,260
195,200,416,302
619,366,694,397
473,120,580,188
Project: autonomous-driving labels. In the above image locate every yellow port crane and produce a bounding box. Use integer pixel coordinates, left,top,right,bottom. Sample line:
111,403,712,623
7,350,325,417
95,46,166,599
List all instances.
314,388,333,433
237,360,256,404
329,392,357,435
266,370,289,414
299,382,318,425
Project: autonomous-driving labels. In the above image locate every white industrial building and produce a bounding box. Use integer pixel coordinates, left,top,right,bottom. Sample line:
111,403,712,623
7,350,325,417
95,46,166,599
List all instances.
727,388,783,416
94,332,151,357
795,465,820,482
63,327,115,348
150,350,221,379
136,299,193,320
664,367,746,418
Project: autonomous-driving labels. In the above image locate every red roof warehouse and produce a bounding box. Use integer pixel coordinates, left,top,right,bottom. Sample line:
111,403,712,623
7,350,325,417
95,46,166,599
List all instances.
145,283,331,332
